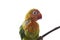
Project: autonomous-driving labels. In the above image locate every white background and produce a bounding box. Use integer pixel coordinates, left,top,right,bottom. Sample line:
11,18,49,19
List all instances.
0,0,60,40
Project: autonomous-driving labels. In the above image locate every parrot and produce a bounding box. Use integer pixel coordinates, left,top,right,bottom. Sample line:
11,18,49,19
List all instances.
19,9,42,40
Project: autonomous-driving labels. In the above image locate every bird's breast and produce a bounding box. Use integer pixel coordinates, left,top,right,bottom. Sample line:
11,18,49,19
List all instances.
25,21,39,33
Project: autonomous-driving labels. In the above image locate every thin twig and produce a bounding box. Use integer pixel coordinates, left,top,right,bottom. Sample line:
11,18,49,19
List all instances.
38,26,60,40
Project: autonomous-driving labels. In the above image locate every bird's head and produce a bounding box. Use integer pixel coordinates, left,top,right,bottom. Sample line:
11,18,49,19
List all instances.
25,9,42,21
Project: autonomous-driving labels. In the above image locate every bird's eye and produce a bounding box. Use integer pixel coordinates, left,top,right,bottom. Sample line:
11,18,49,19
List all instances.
33,11,38,15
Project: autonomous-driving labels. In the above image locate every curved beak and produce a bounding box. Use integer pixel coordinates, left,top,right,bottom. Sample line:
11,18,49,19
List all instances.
38,13,42,19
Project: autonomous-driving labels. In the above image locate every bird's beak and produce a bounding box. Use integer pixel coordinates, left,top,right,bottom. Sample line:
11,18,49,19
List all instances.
38,13,42,19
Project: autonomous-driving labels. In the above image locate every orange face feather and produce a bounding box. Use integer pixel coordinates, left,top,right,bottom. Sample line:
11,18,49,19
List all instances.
30,9,42,21
25,9,42,21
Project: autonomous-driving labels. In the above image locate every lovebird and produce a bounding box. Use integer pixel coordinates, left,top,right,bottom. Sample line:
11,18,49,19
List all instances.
19,9,42,40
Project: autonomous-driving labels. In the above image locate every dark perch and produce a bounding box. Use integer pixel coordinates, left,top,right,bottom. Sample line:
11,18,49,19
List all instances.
38,26,60,40
38,36,43,40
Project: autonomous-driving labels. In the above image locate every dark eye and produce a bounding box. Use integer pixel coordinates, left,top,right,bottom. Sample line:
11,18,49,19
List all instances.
33,11,38,15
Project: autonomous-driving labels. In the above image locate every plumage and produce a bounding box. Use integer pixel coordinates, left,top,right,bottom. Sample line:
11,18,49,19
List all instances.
19,9,42,40
19,25,25,40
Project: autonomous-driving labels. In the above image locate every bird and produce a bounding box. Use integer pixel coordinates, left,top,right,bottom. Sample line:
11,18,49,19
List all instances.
19,9,42,40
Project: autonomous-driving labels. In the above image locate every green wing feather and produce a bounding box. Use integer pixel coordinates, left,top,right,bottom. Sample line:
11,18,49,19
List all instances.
19,25,25,40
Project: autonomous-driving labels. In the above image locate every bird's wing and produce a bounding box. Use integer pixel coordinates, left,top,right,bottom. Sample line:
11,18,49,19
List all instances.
19,25,25,39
